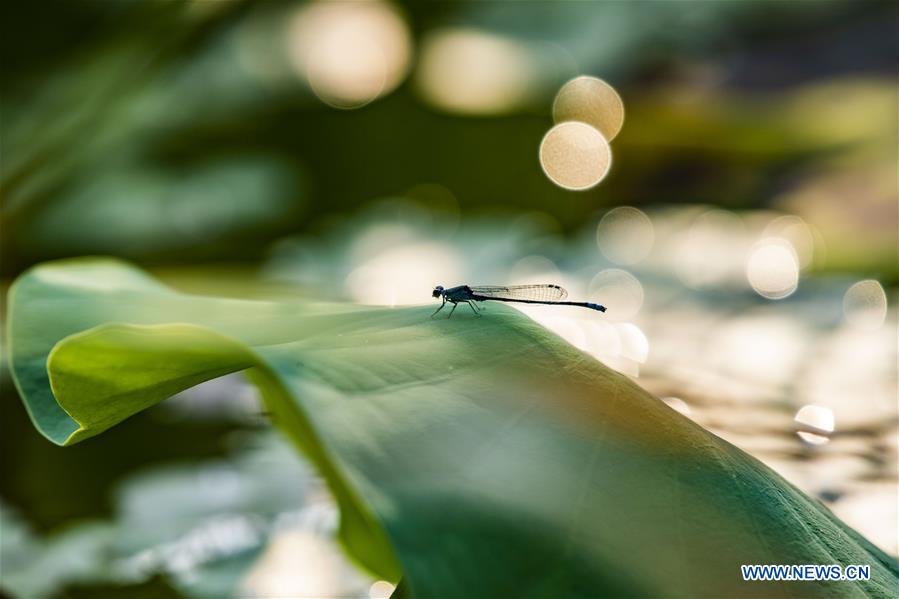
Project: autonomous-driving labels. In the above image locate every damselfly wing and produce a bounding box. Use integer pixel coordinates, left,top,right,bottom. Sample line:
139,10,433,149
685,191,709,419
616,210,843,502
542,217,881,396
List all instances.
468,284,568,302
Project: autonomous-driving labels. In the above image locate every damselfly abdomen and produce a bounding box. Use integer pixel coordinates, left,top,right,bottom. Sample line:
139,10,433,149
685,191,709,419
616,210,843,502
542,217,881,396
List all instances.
431,284,606,318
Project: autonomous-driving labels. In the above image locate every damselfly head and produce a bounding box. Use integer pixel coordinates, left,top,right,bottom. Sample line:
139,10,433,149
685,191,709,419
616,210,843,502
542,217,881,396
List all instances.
432,285,444,298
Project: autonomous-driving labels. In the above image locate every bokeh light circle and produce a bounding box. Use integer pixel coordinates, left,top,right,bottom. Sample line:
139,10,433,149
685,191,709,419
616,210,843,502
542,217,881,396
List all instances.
287,1,411,109
509,255,561,283
539,122,611,190
369,581,396,599
674,209,748,289
795,404,835,446
763,215,815,270
552,76,625,141
843,279,887,331
589,269,644,320
596,206,654,265
416,28,535,115
616,322,649,363
746,238,799,300
345,241,462,306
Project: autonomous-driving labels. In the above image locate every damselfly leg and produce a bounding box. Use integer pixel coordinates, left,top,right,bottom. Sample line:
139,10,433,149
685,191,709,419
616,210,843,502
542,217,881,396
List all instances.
436,299,479,319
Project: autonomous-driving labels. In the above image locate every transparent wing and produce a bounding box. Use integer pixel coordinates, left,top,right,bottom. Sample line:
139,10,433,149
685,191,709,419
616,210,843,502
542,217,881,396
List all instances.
469,284,568,301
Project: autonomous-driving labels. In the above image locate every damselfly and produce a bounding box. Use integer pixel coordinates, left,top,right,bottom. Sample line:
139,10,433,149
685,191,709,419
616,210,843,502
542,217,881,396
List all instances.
431,284,606,318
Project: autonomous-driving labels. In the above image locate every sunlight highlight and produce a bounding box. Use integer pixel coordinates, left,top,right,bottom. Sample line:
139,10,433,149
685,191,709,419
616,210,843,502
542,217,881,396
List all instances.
541,316,589,352
346,242,462,306
286,1,411,109
794,404,835,446
369,580,396,599
663,397,692,417
762,215,815,270
539,122,611,190
552,76,625,141
241,531,358,597
416,28,536,115
588,269,644,321
842,279,887,331
509,255,562,283
746,238,800,300
617,322,649,364
596,207,654,265
674,210,748,288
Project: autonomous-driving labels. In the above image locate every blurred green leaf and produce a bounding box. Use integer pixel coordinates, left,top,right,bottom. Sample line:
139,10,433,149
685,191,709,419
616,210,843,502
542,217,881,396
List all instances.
1,432,345,599
0,502,119,598
7,258,898,597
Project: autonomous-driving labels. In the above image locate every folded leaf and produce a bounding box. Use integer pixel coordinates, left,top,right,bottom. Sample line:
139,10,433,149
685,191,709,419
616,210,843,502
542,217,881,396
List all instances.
8,258,897,597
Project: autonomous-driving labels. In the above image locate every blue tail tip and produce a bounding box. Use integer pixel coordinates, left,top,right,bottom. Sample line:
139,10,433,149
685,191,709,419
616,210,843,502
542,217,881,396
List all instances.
589,303,607,312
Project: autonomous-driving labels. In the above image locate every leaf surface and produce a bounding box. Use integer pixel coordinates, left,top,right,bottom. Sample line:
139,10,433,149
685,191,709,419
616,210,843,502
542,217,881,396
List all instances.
8,258,897,597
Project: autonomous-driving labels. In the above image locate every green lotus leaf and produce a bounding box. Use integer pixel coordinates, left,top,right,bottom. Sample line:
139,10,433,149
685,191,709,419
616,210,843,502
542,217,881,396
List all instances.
7,258,897,597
